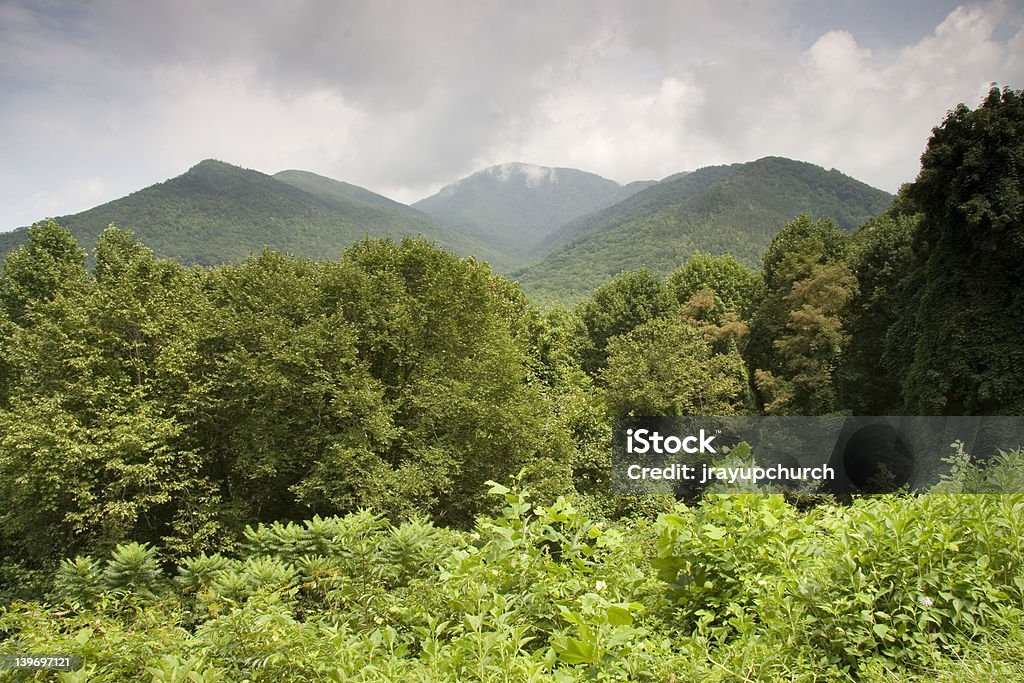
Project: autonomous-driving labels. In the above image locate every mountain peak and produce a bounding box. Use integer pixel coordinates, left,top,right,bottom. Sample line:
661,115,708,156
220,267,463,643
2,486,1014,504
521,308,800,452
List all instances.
482,162,559,187
188,158,237,172
413,163,648,256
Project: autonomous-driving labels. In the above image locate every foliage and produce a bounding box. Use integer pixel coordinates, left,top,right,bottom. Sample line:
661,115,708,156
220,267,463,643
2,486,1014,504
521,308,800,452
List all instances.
602,314,753,416
0,228,574,565
838,209,919,414
749,214,854,414
574,268,672,376
519,157,891,305
665,253,763,321
3,480,1024,681
412,163,649,259
0,160,515,272
895,86,1024,414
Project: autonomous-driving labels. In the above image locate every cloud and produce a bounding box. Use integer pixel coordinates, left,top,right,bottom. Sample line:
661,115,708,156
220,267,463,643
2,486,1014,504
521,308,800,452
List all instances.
1,0,1022,229
27,177,107,220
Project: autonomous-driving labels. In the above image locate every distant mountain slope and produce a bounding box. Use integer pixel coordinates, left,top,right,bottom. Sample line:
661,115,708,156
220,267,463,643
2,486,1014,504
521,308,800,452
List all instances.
413,163,655,258
535,165,739,255
271,169,514,268
0,161,515,270
516,157,893,305
274,169,430,217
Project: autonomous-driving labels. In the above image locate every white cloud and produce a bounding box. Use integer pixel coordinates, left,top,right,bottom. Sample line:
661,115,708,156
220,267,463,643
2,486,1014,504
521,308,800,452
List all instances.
26,177,107,221
1,0,1022,227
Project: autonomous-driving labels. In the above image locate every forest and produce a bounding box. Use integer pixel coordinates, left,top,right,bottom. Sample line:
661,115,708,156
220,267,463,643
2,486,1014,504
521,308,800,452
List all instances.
0,87,1022,681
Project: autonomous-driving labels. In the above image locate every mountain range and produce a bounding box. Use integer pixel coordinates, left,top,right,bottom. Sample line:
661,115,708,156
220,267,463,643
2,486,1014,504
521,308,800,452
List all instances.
412,162,656,258
516,156,893,303
0,156,893,304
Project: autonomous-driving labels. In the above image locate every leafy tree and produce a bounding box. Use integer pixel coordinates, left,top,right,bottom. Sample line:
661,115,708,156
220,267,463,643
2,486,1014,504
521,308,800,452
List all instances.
313,238,574,524
665,253,763,321
0,227,223,562
754,260,857,415
603,313,753,416
748,215,853,414
187,249,394,526
0,219,87,325
896,86,1024,414
575,268,671,376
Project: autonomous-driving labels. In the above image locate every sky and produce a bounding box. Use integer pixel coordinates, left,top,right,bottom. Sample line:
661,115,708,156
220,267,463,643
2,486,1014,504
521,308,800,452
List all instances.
1,0,1023,232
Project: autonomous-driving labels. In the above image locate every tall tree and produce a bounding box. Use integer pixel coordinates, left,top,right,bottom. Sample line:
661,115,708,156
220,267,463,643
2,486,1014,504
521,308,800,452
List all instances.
0,227,223,561
748,215,854,415
896,86,1024,414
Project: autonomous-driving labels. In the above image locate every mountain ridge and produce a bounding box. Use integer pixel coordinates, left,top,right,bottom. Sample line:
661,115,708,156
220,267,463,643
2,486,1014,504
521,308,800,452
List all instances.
515,156,893,304
412,162,656,258
0,159,515,270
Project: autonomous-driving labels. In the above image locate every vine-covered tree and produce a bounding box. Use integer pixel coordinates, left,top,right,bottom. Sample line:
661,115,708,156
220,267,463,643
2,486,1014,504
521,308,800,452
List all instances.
896,86,1024,414
838,204,918,414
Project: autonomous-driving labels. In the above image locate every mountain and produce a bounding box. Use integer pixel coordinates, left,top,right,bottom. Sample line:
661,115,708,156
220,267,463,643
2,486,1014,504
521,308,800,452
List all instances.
515,157,893,305
413,163,656,258
535,165,738,254
0,160,515,270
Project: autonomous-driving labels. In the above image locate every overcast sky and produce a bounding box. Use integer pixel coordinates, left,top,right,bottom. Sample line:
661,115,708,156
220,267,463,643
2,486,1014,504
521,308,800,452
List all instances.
1,0,1023,231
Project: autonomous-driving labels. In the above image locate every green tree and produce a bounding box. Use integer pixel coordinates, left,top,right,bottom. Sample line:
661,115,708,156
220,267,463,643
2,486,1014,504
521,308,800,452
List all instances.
575,268,671,376
314,238,574,523
897,86,1024,414
0,219,87,325
603,313,753,416
187,249,394,526
0,227,223,562
748,215,854,414
665,253,763,321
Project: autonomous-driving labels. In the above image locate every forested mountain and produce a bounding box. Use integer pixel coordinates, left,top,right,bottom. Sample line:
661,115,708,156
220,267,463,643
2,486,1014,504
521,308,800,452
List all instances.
0,160,515,270
535,165,737,254
515,157,893,304
413,162,656,258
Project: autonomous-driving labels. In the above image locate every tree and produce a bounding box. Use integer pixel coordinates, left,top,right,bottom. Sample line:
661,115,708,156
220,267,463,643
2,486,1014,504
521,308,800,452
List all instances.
665,253,763,321
575,268,672,376
754,259,857,415
896,86,1024,414
748,215,854,415
603,313,753,417
312,238,574,524
0,219,87,325
0,227,224,562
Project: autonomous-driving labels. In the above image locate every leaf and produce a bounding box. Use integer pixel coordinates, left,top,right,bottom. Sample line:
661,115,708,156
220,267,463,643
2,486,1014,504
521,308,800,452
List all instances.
486,481,510,495
553,636,597,665
872,623,890,638
606,604,633,627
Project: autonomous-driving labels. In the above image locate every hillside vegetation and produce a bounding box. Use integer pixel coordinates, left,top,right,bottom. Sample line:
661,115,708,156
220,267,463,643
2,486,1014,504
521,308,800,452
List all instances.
0,161,514,271
413,163,656,258
517,157,892,304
